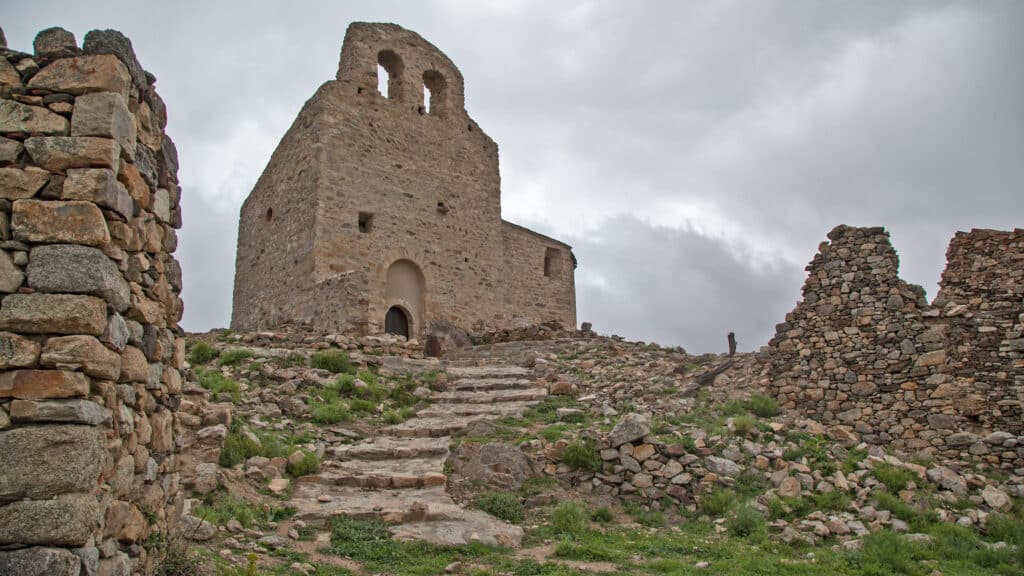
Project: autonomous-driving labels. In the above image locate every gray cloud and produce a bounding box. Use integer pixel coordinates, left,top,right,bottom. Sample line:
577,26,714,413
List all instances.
6,1,1022,351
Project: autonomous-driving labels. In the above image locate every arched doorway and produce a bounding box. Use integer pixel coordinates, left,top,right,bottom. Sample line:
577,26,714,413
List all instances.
384,306,409,338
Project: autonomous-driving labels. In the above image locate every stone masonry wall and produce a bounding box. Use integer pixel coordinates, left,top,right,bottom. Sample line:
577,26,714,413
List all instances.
0,27,184,575
768,225,1024,469
232,22,577,340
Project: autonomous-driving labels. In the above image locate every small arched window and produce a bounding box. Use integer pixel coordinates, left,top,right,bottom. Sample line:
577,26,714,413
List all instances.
422,70,448,116
377,50,404,99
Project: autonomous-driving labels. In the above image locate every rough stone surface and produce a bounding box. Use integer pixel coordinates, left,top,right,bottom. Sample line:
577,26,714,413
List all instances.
41,335,121,379
0,331,41,368
608,413,651,447
0,425,103,502
61,169,134,221
27,55,131,97
0,293,108,335
0,100,69,135
10,399,110,425
28,244,130,311
0,369,90,399
0,137,23,166
23,137,120,173
0,546,82,576
12,200,110,247
33,27,78,60
82,29,146,90
0,250,23,292
70,93,136,159
232,22,576,338
0,494,100,546
0,166,51,200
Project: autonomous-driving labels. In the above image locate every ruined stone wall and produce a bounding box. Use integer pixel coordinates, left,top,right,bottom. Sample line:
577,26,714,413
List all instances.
501,222,577,329
768,225,1024,468
0,27,184,575
232,22,577,340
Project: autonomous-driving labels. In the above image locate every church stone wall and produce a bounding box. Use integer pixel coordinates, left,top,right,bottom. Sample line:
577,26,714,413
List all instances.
232,23,577,339
768,225,1024,469
0,27,185,575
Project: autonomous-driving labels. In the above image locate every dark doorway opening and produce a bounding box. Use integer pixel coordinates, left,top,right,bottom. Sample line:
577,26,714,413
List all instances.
385,306,409,338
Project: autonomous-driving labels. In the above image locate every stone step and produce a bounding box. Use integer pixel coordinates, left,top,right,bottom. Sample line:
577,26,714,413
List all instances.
289,485,523,546
446,365,531,379
430,389,548,404
305,456,448,489
452,378,535,391
328,436,450,461
383,415,490,438
417,401,535,419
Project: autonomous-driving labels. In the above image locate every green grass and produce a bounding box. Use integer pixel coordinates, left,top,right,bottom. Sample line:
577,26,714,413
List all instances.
842,447,869,473
218,348,254,366
701,488,735,516
732,414,756,437
783,433,836,475
624,502,664,527
746,394,780,417
192,492,295,530
561,439,601,472
196,369,241,402
725,504,767,540
550,502,590,537
218,429,262,467
311,350,355,374
286,450,321,477
873,463,918,493
187,341,219,365
518,477,556,498
590,506,614,523
310,401,351,424
814,489,852,512
766,495,812,520
473,493,524,524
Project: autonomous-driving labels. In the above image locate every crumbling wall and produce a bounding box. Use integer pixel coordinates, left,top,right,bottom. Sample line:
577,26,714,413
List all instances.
0,27,184,575
500,222,577,330
768,225,1024,468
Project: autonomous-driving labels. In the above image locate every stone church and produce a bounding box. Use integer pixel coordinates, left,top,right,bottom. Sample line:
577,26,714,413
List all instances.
232,22,577,339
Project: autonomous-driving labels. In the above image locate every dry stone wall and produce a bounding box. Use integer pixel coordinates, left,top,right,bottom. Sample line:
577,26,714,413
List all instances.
768,225,1024,469
0,27,184,575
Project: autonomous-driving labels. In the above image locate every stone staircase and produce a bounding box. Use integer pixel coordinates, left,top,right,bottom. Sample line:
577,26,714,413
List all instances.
288,360,547,546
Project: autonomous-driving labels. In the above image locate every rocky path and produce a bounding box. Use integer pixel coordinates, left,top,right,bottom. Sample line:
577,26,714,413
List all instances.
288,363,545,546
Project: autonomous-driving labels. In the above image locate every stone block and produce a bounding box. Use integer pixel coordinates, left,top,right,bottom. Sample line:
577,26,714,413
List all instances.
152,187,171,222
0,59,21,89
0,137,23,166
0,331,40,368
0,546,82,576
23,136,120,172
101,313,129,351
83,29,146,89
41,335,121,379
0,494,100,546
0,369,89,399
0,293,108,335
33,27,77,59
117,163,150,210
103,501,146,543
27,54,131,97
0,166,50,200
97,552,130,576
119,345,148,382
0,100,69,135
62,168,134,220
915,350,946,368
10,399,110,425
12,200,110,246
28,244,129,311
0,250,23,293
608,412,651,447
71,93,136,159
0,425,103,502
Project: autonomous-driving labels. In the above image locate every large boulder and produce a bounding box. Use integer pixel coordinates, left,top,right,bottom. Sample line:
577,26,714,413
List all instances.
28,244,129,312
0,546,81,576
450,442,535,491
12,199,111,247
0,494,100,546
0,293,108,335
705,456,742,478
27,55,131,97
608,413,651,447
0,425,104,502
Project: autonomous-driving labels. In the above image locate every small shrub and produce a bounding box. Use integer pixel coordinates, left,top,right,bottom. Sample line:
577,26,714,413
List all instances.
624,502,664,527
851,529,928,575
746,394,780,417
842,447,869,473
310,401,350,425
562,439,601,472
153,537,208,576
187,341,219,365
721,399,747,416
518,477,556,498
873,463,917,493
349,398,376,414
733,470,769,498
732,414,756,437
551,502,589,537
726,505,766,539
591,506,614,523
701,488,735,516
814,490,851,512
219,430,261,467
311,350,355,374
218,348,253,367
398,406,417,420
473,493,524,524
382,409,403,425
766,495,812,520
674,435,697,454
286,450,320,477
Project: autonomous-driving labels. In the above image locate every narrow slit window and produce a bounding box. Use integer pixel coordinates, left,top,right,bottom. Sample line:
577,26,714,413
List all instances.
544,247,561,277
358,212,374,233
377,50,403,99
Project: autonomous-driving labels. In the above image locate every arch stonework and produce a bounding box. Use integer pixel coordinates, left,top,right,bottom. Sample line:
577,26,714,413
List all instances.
381,258,426,338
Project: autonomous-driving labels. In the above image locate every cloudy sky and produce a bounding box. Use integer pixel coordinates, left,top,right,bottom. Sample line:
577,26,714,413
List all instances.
7,1,1023,352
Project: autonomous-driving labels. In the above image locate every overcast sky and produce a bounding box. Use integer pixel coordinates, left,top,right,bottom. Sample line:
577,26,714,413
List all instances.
7,1,1023,352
